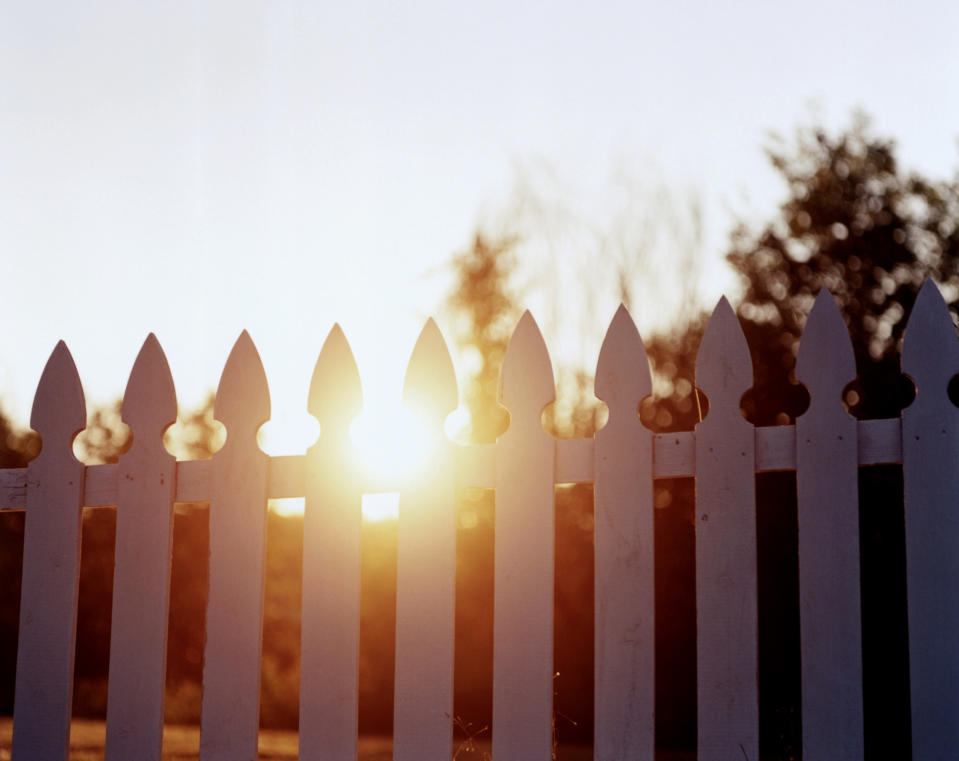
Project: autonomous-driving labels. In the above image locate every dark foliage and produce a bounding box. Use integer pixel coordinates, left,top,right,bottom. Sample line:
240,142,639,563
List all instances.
732,114,959,421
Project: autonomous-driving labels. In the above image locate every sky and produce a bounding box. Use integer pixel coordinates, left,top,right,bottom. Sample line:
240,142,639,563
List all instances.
2,0,958,456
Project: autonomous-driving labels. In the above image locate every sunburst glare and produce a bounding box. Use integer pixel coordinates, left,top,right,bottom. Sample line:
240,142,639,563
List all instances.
350,406,434,484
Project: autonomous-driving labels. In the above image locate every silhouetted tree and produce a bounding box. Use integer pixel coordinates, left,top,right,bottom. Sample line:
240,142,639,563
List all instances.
730,113,959,421
647,116,959,427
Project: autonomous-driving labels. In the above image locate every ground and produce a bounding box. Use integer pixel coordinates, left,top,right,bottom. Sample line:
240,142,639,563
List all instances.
0,718,615,760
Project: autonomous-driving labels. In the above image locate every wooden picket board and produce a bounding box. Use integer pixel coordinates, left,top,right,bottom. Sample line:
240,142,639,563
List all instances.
795,291,863,761
298,324,364,761
593,305,655,761
393,319,459,761
105,335,178,761
199,332,271,761
493,311,556,761
11,342,87,761
694,297,758,761
901,279,959,760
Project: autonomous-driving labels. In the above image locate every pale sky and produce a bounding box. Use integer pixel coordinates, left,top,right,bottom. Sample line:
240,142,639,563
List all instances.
2,0,958,454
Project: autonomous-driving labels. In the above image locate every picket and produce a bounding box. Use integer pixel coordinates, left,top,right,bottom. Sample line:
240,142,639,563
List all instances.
5,283,959,761
105,335,178,761
493,311,556,761
11,342,87,761
593,305,654,761
299,325,363,761
393,319,458,761
901,279,959,761
795,290,863,761
694,297,759,761
199,332,271,761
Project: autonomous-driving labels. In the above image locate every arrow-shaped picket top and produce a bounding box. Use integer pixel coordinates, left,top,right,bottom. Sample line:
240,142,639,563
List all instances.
595,303,651,422
403,317,458,428
796,289,857,418
31,340,86,458
499,310,555,428
902,278,959,399
214,330,271,447
309,323,363,439
122,333,177,448
695,296,752,425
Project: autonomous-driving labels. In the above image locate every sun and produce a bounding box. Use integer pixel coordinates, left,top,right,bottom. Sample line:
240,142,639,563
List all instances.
262,404,444,520
353,403,475,520
259,397,467,520
350,406,435,485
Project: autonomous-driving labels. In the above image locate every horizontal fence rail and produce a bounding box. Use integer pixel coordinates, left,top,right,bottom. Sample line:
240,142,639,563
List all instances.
2,279,958,761
0,417,908,511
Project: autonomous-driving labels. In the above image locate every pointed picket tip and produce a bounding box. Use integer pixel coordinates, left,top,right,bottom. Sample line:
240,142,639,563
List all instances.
595,304,652,414
403,318,458,423
214,330,271,438
796,289,856,406
309,323,363,431
695,296,752,416
499,310,555,414
122,333,177,438
902,279,959,398
31,340,86,449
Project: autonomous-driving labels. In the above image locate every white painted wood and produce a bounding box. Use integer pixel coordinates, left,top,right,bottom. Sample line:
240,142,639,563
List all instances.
84,463,119,506
493,311,556,761
105,335,178,761
0,468,27,508
299,324,363,761
755,425,795,471
199,331,271,761
795,290,863,761
855,418,901,465
901,279,959,760
394,319,459,761
593,305,655,761
12,341,87,761
653,433,695,478
174,460,211,502
694,297,758,761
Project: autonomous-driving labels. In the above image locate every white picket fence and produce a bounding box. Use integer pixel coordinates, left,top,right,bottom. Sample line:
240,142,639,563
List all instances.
1,280,957,761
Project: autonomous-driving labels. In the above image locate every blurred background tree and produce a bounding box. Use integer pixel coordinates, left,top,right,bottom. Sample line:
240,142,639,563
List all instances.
446,233,519,444
651,114,959,427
